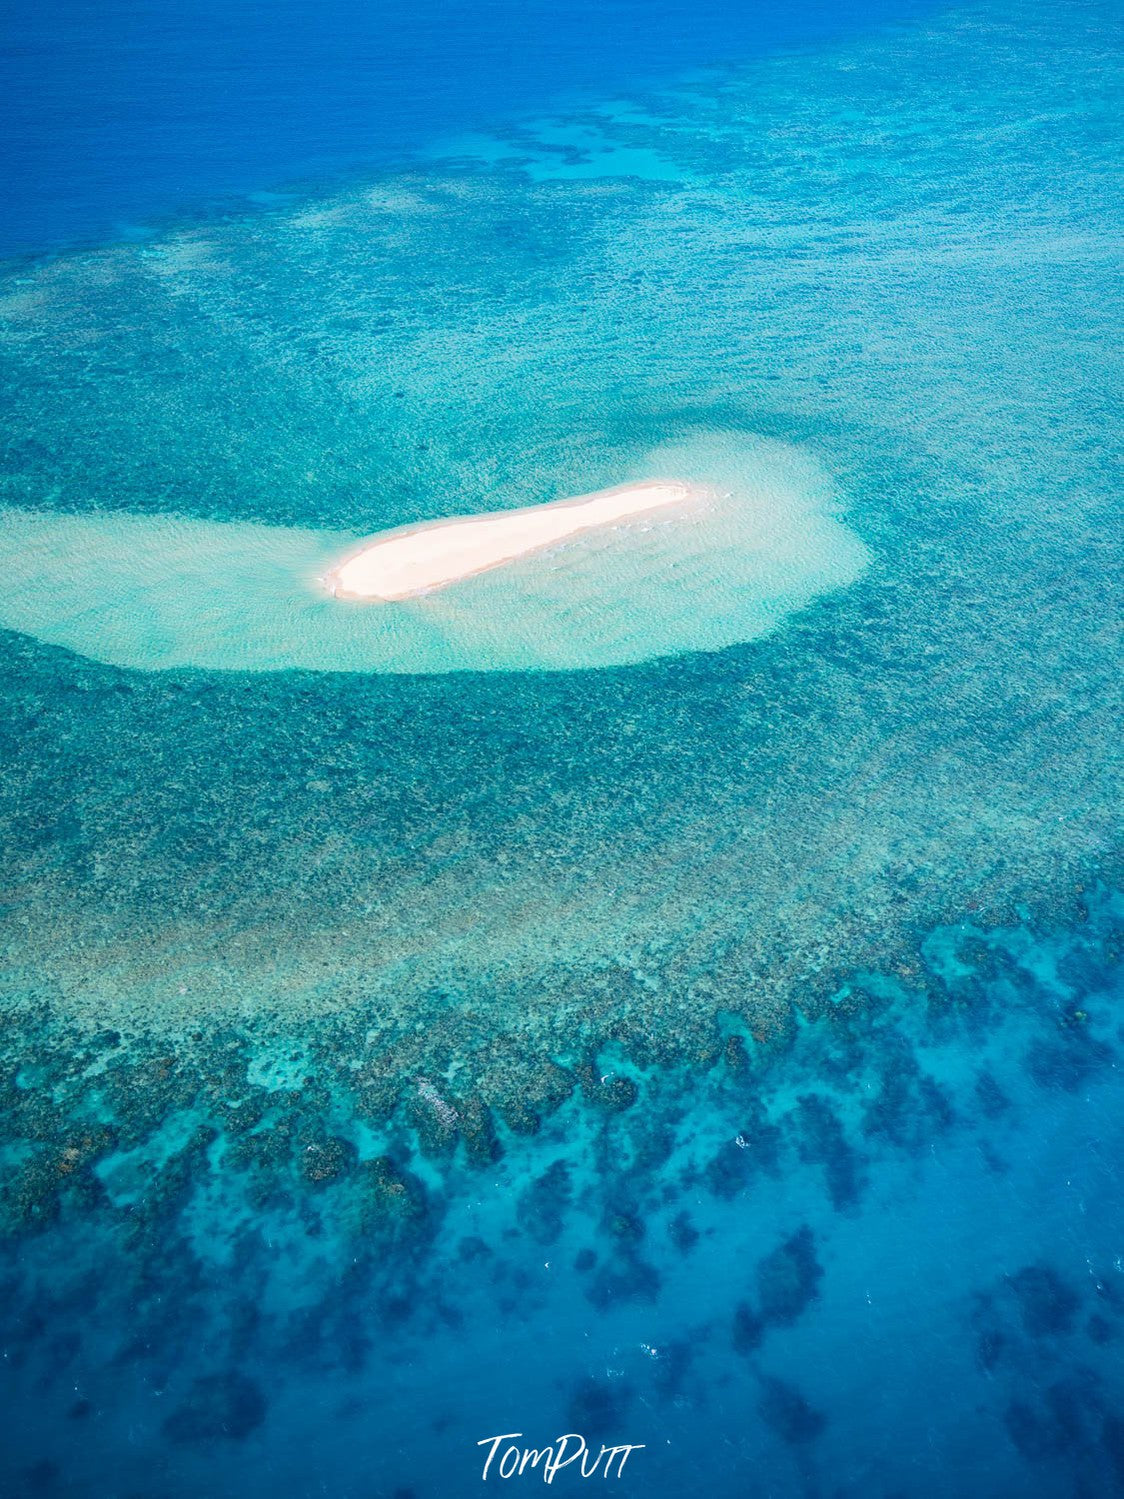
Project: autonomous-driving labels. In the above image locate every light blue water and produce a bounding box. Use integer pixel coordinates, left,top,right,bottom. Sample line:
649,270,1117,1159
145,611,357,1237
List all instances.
0,1,1122,1496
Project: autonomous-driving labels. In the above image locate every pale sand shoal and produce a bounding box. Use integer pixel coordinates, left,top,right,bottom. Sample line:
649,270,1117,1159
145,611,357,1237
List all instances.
322,479,709,601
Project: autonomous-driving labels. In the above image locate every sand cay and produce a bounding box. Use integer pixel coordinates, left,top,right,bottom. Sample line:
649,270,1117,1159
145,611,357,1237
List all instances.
322,479,709,601
0,433,870,673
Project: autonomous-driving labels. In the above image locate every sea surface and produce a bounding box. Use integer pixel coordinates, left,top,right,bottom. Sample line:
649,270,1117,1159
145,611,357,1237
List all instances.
1,0,1122,1496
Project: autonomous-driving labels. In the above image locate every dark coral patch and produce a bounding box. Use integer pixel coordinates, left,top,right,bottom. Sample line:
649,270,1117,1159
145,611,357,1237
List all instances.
758,1375,826,1445
567,1375,631,1440
1103,1415,1124,1484
974,1070,1011,1120
976,1326,1006,1372
20,1458,59,1494
586,1254,661,1310
516,1160,571,1245
668,1210,699,1254
1026,1029,1115,1092
603,1206,645,1244
1087,1314,1114,1346
860,1050,955,1150
704,1141,755,1200
163,1371,266,1444
1005,1376,1101,1463
653,1337,696,1400
354,1154,431,1247
298,1132,358,1184
791,1094,864,1211
755,1225,823,1327
732,1302,763,1355
1007,1264,1080,1338
456,1096,503,1165
704,1100,780,1199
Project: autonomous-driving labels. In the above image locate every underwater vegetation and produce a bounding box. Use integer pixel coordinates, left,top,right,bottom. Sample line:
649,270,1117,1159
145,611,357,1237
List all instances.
1,877,1121,1494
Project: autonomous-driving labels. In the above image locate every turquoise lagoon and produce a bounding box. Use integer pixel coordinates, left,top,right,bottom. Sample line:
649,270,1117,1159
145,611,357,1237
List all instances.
0,1,1122,1496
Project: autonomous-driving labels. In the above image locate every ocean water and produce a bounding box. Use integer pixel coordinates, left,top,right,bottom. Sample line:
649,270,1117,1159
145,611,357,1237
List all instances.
0,0,937,258
1,0,1122,1496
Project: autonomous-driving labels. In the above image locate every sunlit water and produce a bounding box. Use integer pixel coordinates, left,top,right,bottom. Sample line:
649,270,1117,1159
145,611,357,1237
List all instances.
0,434,866,672
0,0,1121,1495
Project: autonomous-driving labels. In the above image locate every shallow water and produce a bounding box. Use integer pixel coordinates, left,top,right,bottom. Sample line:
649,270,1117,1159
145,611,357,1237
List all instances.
1,0,1122,1495
0,433,866,671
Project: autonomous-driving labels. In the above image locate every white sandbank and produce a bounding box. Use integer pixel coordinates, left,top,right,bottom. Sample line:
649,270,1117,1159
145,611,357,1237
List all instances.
0,432,870,674
323,479,708,601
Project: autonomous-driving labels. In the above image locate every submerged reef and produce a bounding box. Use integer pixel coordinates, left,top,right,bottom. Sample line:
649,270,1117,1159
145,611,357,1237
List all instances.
0,878,1121,1495
164,1373,267,1445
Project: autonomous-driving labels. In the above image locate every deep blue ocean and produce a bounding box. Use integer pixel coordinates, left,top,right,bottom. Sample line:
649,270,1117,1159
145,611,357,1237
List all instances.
1,0,1122,1496
1,0,935,259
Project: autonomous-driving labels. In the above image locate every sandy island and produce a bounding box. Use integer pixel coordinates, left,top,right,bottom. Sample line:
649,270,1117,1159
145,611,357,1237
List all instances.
323,479,709,601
